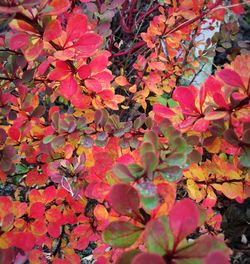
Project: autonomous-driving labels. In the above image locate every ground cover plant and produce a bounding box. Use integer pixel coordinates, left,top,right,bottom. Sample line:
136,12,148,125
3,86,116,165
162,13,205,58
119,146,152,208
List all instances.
0,0,250,263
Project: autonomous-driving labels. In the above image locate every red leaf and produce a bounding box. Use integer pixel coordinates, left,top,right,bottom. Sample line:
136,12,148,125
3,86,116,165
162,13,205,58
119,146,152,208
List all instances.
8,126,20,141
153,104,175,118
76,237,89,250
72,32,102,57
204,76,222,94
90,55,109,73
230,0,244,15
31,219,47,236
9,33,29,50
66,13,88,42
59,76,78,99
24,39,43,62
71,93,91,109
73,224,90,236
212,92,229,109
42,0,70,16
85,182,110,203
12,232,36,251
26,169,48,186
0,170,7,183
48,222,61,238
199,85,207,112
173,86,198,115
43,19,62,41
45,207,62,223
192,118,209,132
26,169,39,186
205,251,230,264
77,64,91,79
132,253,165,264
109,184,140,217
85,79,102,92
217,69,245,88
48,61,71,81
52,259,71,264
92,71,114,83
29,202,45,218
44,185,57,203
169,198,199,243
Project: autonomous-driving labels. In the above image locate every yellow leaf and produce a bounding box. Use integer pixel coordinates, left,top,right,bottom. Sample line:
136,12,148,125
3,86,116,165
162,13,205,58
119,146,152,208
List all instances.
0,234,11,249
221,182,243,199
186,179,203,202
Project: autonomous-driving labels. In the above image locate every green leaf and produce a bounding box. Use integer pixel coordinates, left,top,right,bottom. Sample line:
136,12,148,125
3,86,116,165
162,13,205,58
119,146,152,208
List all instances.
137,182,159,210
128,164,144,178
174,137,187,153
140,142,155,157
168,98,178,108
116,249,141,264
51,136,65,149
141,195,159,211
166,153,186,167
145,216,174,255
102,221,143,248
239,147,250,168
141,152,158,173
15,164,29,174
159,166,182,182
43,135,56,144
113,163,134,182
144,131,159,149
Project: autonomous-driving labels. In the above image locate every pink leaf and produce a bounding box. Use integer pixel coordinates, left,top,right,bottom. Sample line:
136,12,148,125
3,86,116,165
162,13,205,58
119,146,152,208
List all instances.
77,64,91,79
204,111,227,121
132,253,165,264
71,93,91,109
42,0,70,16
9,33,29,50
24,39,43,62
212,92,229,109
192,118,209,132
59,76,78,99
66,14,88,42
204,76,222,94
109,184,140,217
205,251,230,264
85,79,102,92
43,19,62,41
173,86,198,115
230,0,244,15
48,222,61,238
48,61,71,81
217,69,245,88
169,198,199,243
153,104,175,118
90,55,109,73
72,32,102,57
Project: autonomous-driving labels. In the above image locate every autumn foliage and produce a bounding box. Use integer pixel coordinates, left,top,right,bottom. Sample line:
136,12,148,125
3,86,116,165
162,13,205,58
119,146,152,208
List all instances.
0,0,249,263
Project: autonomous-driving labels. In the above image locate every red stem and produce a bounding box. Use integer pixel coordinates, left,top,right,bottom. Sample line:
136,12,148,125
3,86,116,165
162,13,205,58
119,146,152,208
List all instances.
163,0,223,36
127,0,137,27
96,0,101,13
112,40,145,57
131,3,160,31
